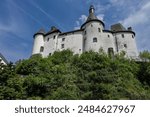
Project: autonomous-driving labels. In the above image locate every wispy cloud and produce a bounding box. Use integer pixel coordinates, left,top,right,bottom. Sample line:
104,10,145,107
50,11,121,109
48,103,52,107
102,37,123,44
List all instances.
121,1,150,51
30,1,65,31
74,15,87,29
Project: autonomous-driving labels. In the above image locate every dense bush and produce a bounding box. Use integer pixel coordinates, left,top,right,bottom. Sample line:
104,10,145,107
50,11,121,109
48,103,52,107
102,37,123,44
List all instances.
0,49,150,99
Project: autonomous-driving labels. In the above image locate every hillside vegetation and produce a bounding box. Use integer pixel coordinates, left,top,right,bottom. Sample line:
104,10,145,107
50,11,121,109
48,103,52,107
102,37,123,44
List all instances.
0,50,150,100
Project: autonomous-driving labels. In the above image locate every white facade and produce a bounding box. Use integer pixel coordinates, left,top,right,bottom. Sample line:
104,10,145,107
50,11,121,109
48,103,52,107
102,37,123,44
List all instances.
32,5,138,58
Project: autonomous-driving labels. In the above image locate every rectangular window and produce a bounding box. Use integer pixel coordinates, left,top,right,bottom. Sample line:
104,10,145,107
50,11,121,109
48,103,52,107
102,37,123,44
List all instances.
62,38,65,41
98,28,101,32
122,34,124,38
84,31,86,35
108,35,110,38
61,44,64,49
93,37,97,42
132,35,134,38
53,35,56,39
40,46,44,52
47,38,49,41
124,44,127,48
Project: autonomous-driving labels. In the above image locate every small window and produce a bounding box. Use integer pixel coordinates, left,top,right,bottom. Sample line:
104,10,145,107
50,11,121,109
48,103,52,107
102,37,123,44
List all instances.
49,53,51,56
53,35,56,39
79,49,81,51
122,34,124,38
40,46,44,52
108,48,114,57
98,28,101,32
124,44,127,48
91,24,93,27
108,35,110,38
84,31,86,35
61,44,64,49
47,38,49,41
93,37,97,42
132,35,134,38
62,38,65,41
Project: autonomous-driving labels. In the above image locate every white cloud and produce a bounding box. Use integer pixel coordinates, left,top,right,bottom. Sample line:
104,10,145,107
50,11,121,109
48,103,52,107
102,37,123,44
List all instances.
74,15,87,29
122,1,150,27
121,1,150,51
97,14,104,21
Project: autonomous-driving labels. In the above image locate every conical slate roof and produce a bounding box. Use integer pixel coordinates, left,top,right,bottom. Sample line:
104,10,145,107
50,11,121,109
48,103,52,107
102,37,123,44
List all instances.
81,5,105,29
33,28,45,38
37,28,46,34
47,26,60,34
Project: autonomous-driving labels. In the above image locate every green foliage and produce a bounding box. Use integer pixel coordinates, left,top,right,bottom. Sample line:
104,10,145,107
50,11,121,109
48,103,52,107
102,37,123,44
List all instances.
0,50,150,99
139,50,150,61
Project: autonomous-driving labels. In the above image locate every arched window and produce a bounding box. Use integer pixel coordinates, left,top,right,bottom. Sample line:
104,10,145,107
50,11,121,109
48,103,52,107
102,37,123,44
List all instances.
93,37,97,42
40,46,44,52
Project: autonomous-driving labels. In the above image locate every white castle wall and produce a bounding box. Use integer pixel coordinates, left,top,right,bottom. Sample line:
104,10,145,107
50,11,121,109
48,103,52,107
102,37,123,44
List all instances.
42,32,59,57
102,31,116,53
115,32,138,57
32,35,44,55
57,31,83,54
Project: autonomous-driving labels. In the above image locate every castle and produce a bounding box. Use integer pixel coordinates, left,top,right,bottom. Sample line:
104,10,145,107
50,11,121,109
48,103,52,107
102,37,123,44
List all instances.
32,5,138,58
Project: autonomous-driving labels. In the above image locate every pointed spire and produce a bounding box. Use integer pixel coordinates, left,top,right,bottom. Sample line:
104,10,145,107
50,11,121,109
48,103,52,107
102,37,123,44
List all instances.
89,5,95,14
86,5,97,22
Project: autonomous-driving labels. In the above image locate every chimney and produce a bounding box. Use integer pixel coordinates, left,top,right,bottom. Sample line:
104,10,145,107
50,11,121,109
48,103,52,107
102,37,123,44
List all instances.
128,27,132,31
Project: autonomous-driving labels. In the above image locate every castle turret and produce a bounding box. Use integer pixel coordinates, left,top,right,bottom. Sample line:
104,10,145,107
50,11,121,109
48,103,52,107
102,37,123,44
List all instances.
81,5,105,52
32,29,45,55
111,23,138,58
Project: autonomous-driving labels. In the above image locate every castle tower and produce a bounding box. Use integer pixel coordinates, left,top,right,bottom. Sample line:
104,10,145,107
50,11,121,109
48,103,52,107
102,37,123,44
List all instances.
111,23,138,58
32,29,45,55
81,5,105,52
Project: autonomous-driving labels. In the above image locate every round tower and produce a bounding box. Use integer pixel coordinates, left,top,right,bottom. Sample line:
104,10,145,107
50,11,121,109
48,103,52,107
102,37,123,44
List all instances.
32,29,45,55
81,5,105,52
115,31,138,58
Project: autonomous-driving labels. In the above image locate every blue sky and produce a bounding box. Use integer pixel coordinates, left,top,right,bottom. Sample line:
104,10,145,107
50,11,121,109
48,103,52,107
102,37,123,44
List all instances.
0,0,150,62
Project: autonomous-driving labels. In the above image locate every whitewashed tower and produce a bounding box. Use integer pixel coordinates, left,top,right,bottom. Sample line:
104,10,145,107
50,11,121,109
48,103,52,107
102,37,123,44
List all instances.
81,5,105,52
32,29,45,55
